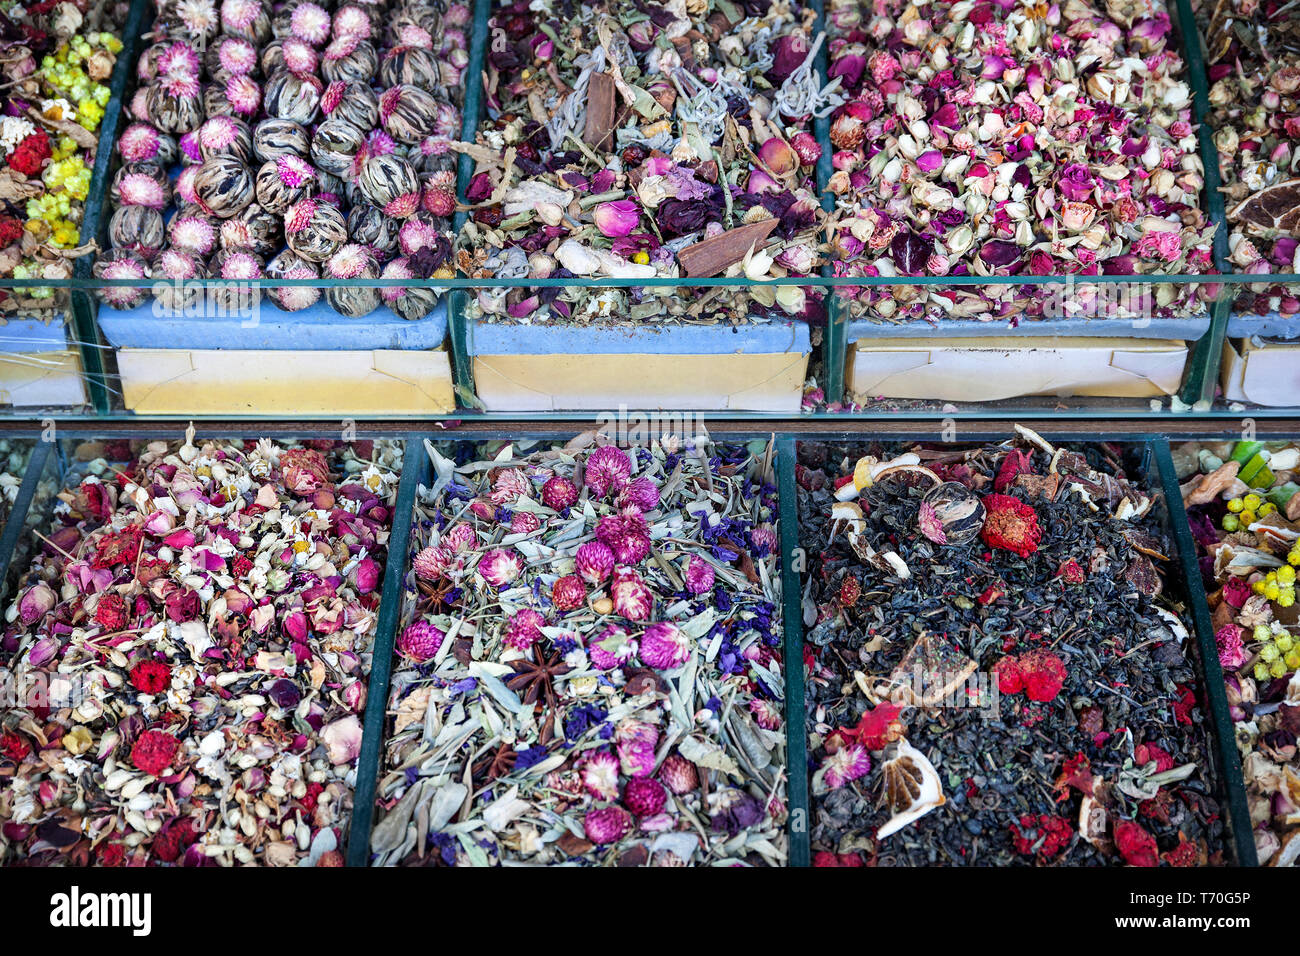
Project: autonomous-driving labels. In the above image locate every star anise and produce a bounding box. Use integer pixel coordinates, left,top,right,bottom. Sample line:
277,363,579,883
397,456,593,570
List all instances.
472,741,517,782
506,644,571,714
416,577,457,611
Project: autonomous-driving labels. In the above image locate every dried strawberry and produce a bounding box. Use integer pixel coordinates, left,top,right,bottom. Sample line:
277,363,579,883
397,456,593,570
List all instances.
1114,820,1159,867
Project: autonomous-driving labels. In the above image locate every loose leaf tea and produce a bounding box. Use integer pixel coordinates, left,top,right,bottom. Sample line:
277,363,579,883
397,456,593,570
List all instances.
798,428,1225,866
459,0,834,328
373,434,786,866
1177,438,1300,866
824,0,1215,326
0,429,401,866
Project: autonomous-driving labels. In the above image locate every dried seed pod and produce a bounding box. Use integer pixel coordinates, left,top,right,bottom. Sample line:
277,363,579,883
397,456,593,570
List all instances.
347,202,401,254
321,34,378,84
285,197,348,261
116,122,178,168
324,243,380,317
266,249,322,312
111,164,171,209
149,249,210,313
193,157,256,218
378,85,442,144
320,80,379,131
256,155,318,214
109,206,166,261
253,118,311,162
205,35,260,81
358,153,422,218
379,45,443,92
197,115,255,164
379,256,439,319
167,210,220,257
146,76,204,134
263,70,323,125
220,0,272,45
311,117,367,180
92,249,150,310
220,203,281,257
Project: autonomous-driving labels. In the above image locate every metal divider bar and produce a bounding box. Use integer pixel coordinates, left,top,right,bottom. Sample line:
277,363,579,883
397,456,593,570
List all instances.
1151,437,1258,866
776,434,810,867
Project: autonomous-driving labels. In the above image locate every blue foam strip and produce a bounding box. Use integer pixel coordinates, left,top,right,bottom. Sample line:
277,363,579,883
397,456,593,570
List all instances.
0,316,70,353
98,297,449,350
1227,311,1300,341
846,313,1211,343
468,319,811,356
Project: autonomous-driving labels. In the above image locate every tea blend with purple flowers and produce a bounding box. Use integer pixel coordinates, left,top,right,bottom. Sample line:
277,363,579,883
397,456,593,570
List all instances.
823,0,1215,327
370,434,786,866
1177,439,1300,866
457,0,836,329
0,429,400,866
1201,0,1300,318
798,427,1226,866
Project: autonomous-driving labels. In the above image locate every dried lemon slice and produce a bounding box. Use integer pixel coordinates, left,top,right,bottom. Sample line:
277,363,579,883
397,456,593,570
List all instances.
853,456,876,492
877,739,946,839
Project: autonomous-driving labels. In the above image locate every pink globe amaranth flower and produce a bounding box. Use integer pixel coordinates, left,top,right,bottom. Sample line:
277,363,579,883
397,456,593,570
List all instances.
611,568,653,621
331,4,371,39
750,524,777,556
618,741,656,778
422,170,456,217
412,544,449,580
822,745,871,789
158,40,201,78
551,574,586,612
168,214,215,255
216,36,257,75
503,608,545,650
116,172,167,209
588,624,634,670
490,467,531,505
624,777,667,817
583,806,631,845
658,753,698,794
290,1,331,44
226,74,261,116
118,123,162,163
596,510,651,565
478,548,522,587
789,130,822,166
638,621,690,669
398,621,446,663
540,475,578,510
281,37,318,76
575,541,616,585
749,699,782,731
511,511,540,534
442,522,479,553
581,750,620,799
684,555,715,595
584,445,632,498
617,476,659,511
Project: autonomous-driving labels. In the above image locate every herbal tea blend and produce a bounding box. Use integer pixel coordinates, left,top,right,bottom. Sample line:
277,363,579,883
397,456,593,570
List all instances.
823,0,1214,326
459,0,834,328
1201,0,1300,318
1178,439,1300,866
0,429,400,866
798,427,1226,866
371,434,786,866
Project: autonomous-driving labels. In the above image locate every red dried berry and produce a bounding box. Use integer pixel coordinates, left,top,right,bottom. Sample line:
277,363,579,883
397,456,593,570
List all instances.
993,656,1024,695
1114,820,1159,867
1019,649,1066,702
981,494,1042,558
839,575,861,608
